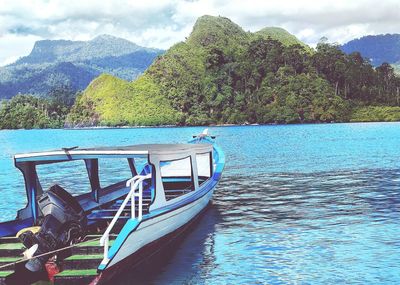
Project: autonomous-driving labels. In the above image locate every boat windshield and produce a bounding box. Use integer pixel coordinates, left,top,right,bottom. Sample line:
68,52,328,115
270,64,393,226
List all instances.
98,158,133,188
160,156,194,201
35,156,149,196
36,160,92,196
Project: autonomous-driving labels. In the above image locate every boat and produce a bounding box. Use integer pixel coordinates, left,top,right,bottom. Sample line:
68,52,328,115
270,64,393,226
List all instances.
0,129,225,284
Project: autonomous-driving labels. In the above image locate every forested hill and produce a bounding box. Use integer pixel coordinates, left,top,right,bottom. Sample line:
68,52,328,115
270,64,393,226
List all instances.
1,16,400,129
341,34,400,67
0,35,163,98
65,15,400,127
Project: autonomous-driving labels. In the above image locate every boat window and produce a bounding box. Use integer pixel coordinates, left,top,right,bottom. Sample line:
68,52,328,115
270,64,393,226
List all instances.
36,160,91,196
98,158,133,188
196,152,212,186
160,156,194,201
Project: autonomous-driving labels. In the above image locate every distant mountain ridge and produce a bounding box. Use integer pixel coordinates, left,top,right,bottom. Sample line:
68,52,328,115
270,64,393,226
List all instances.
0,35,164,98
14,35,156,65
341,34,400,67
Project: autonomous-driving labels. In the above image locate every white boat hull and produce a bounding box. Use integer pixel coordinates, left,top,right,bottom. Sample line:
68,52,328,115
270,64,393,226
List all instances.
107,188,214,268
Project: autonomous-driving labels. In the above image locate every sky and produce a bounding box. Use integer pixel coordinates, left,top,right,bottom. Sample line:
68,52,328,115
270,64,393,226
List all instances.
0,0,400,66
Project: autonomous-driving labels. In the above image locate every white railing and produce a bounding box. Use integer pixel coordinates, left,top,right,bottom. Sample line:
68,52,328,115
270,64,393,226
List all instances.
99,174,151,265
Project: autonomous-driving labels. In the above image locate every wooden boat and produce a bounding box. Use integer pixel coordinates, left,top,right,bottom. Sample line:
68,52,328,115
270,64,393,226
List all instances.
0,129,225,284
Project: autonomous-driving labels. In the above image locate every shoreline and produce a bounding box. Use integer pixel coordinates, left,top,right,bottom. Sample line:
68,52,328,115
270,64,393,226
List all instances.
0,121,400,131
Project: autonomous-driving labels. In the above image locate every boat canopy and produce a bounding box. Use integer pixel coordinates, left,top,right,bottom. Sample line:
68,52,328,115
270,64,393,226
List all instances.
14,144,213,163
12,142,215,223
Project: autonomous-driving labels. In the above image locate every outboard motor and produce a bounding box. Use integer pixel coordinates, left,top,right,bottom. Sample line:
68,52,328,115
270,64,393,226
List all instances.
19,184,87,272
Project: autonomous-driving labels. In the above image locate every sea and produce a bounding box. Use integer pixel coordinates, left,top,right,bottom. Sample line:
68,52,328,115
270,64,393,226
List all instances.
0,123,399,284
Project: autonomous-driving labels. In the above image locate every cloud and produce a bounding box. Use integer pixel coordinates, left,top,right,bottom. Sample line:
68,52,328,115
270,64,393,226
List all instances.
0,34,41,66
0,0,400,65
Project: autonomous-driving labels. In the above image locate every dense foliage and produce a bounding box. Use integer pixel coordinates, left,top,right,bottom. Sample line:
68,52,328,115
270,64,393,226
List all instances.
148,16,399,125
350,106,400,122
0,35,163,98
313,44,400,106
0,94,70,129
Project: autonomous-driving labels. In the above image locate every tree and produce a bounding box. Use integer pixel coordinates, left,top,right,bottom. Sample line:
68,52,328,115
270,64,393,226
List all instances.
0,95,67,129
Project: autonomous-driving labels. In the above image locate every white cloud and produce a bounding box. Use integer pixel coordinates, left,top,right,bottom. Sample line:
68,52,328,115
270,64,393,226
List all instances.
0,34,41,66
1,0,400,66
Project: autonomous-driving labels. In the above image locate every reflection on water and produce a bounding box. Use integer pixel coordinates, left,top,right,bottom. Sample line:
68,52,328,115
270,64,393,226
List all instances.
209,169,400,284
115,168,400,284
0,123,400,283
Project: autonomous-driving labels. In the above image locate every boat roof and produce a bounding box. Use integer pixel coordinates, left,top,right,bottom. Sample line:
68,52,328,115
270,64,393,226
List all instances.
14,143,213,163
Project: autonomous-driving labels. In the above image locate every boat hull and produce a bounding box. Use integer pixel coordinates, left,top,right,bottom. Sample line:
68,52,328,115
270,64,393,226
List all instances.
91,188,214,284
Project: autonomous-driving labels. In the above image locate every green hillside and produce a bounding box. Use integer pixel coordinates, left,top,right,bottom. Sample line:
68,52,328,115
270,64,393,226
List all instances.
187,15,249,49
66,74,180,126
63,15,400,127
255,27,311,50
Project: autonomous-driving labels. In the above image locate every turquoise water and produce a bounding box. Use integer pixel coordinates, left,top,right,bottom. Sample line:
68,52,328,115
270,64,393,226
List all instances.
0,123,400,284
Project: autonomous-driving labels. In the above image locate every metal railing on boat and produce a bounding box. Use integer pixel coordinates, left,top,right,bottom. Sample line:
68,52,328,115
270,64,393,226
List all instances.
99,174,151,265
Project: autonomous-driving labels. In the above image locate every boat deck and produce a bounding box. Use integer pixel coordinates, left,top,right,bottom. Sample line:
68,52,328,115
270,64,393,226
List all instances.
0,191,149,284
0,235,115,284
0,180,185,284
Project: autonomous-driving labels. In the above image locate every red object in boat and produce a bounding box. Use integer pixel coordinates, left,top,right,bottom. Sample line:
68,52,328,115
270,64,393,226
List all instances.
45,260,60,282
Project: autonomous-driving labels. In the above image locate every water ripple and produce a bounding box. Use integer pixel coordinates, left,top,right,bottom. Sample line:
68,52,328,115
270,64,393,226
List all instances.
1,125,400,284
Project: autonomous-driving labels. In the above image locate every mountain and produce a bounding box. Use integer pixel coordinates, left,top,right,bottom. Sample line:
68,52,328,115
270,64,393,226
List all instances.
67,15,399,127
0,35,164,98
67,15,338,126
341,34,400,66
